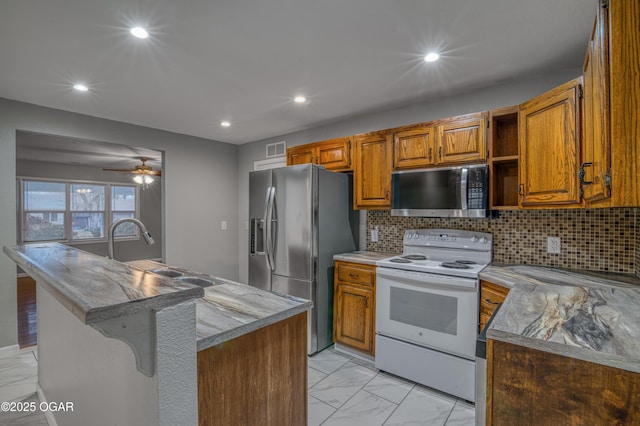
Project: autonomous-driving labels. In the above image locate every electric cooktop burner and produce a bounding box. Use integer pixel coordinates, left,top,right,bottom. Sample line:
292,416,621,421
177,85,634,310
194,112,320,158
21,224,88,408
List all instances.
455,260,477,265
390,258,412,264
440,261,472,269
402,254,427,260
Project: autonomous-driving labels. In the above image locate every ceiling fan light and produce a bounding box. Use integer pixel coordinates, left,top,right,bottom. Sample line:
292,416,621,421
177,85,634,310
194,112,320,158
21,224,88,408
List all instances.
143,175,154,184
133,175,144,184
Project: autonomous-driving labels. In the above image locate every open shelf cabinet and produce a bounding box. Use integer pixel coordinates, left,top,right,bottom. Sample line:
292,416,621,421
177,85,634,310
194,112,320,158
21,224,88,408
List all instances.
489,106,519,209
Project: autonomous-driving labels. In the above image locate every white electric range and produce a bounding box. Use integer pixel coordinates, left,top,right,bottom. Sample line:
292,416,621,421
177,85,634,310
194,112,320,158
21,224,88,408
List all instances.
375,229,492,402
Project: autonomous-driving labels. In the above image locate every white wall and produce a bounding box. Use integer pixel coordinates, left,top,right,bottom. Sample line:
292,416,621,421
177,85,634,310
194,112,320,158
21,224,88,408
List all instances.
0,98,239,348
237,68,582,283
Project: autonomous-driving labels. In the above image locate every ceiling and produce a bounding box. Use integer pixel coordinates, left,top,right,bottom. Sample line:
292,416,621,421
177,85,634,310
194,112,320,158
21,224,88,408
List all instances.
1,0,595,145
17,131,162,169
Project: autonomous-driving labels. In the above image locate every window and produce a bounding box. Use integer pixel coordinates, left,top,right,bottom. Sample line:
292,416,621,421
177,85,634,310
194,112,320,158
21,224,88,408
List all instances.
19,178,139,243
23,181,66,241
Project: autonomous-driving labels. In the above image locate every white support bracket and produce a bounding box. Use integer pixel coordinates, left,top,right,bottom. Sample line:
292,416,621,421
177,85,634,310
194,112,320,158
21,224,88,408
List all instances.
91,309,156,377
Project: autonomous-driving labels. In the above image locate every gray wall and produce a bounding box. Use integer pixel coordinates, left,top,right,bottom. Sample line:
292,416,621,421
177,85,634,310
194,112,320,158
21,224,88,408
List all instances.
0,98,239,348
16,159,163,261
237,68,582,283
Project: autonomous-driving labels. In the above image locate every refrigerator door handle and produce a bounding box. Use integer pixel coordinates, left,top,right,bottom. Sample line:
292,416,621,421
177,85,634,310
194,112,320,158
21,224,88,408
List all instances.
265,186,276,271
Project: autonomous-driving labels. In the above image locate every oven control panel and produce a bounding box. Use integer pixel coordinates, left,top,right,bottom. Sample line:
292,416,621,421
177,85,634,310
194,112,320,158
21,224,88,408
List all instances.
403,229,492,248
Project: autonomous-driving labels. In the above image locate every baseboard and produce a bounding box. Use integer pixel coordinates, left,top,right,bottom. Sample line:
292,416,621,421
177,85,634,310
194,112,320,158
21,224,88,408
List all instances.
37,384,59,426
333,342,375,364
0,344,21,358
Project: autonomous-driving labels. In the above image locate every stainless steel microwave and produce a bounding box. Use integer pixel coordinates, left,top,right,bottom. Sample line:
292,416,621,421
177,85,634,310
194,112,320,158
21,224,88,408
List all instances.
391,164,488,218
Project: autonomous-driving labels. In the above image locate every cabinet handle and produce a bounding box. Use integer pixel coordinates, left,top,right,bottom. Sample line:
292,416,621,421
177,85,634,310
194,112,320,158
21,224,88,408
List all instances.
438,146,442,160
385,190,390,200
428,147,432,161
578,162,593,185
519,184,524,196
349,273,358,278
484,298,500,305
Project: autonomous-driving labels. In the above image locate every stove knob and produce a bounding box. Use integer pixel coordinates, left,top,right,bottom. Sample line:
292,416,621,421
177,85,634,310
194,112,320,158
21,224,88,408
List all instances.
471,235,479,243
480,237,488,244
413,233,419,239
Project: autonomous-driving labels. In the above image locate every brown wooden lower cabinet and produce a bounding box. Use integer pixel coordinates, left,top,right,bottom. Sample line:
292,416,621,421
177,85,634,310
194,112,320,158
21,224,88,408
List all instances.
487,339,640,425
197,312,307,426
333,261,376,356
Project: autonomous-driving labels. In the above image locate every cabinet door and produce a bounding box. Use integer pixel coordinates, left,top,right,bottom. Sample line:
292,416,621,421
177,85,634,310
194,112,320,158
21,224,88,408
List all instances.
393,125,436,169
582,3,611,203
334,282,373,354
436,113,487,164
317,137,352,171
287,145,316,166
353,132,392,209
519,78,582,207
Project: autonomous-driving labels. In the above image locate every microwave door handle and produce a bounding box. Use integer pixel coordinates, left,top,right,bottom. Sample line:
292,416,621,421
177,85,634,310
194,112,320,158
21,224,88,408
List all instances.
460,168,468,210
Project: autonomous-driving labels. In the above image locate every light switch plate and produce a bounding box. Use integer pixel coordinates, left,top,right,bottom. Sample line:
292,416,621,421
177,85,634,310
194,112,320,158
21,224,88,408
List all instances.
221,221,227,231
371,226,379,242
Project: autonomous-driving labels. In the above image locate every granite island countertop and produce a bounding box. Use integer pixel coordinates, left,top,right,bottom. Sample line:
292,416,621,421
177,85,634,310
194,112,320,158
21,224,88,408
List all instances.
3,243,204,324
126,260,312,352
333,250,398,265
481,264,640,373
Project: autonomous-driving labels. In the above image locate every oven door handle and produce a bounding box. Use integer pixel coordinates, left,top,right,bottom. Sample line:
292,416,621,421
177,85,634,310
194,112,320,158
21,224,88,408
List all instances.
376,267,477,290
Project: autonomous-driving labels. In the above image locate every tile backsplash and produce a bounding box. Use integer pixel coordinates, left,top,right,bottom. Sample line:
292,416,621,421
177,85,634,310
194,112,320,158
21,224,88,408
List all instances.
367,208,639,275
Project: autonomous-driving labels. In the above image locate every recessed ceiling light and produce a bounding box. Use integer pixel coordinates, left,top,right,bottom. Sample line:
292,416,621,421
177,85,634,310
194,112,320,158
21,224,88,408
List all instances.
220,121,231,127
73,83,89,92
424,52,440,63
130,27,149,39
294,96,306,104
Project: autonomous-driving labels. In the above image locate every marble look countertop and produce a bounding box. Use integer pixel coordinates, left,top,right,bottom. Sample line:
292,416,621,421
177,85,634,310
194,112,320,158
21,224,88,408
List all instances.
3,243,204,324
483,264,640,373
126,260,312,352
333,251,398,265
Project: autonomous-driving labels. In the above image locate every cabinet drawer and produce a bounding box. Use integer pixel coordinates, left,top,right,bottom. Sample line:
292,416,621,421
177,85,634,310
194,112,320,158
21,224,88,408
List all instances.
480,281,509,316
336,263,375,286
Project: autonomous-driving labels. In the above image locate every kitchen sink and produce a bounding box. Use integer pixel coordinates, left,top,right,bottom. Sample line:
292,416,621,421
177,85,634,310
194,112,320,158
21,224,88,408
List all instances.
177,276,214,288
149,268,183,278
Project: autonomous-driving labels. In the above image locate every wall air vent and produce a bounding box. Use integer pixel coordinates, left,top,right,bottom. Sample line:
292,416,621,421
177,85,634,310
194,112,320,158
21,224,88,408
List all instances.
266,141,286,158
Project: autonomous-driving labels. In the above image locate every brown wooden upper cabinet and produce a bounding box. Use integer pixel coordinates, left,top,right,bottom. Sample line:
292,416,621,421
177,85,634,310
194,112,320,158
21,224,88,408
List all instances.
436,113,487,164
581,1,611,204
519,77,583,208
286,137,352,171
581,0,640,207
392,124,436,169
353,131,392,209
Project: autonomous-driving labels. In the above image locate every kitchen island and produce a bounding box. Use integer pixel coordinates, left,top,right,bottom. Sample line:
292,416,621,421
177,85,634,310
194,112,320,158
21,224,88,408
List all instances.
4,243,311,426
480,264,640,425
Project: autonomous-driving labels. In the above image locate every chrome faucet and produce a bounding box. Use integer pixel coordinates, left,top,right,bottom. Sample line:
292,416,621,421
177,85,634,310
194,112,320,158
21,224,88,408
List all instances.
108,218,155,260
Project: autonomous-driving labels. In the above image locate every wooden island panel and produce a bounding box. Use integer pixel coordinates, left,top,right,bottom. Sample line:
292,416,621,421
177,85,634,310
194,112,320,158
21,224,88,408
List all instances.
488,339,640,425
197,312,307,426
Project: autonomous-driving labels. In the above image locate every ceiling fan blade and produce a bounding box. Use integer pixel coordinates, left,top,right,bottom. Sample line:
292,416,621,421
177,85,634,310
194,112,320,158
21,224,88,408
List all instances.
102,168,136,172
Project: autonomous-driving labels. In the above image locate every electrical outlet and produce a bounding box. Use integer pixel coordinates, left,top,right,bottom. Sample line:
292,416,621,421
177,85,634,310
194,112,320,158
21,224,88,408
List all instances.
221,221,227,231
547,237,561,254
371,226,379,242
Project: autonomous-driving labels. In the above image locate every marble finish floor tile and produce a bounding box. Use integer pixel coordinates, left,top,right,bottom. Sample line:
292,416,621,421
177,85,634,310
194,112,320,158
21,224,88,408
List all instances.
308,395,336,426
0,393,48,426
0,352,36,374
0,377,37,405
309,361,377,408
445,400,475,426
308,367,328,389
324,390,397,426
384,386,457,426
363,372,415,404
308,349,352,375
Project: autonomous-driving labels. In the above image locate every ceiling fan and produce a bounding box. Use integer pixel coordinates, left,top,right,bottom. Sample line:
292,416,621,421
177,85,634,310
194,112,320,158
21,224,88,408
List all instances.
102,157,162,177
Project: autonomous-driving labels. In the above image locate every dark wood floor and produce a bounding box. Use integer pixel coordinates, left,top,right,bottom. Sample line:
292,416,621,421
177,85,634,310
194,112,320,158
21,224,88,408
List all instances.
17,276,37,348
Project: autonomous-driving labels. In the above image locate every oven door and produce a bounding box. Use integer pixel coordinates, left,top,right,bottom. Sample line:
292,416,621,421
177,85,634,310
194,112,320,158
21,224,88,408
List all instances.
376,267,478,360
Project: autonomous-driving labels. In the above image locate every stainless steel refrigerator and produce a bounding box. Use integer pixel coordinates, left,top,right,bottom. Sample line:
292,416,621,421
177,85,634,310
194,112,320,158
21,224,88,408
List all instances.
249,164,357,354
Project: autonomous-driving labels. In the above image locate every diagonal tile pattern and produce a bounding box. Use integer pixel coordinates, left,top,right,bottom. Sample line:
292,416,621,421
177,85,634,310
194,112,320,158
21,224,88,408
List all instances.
0,345,476,425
